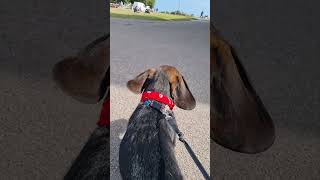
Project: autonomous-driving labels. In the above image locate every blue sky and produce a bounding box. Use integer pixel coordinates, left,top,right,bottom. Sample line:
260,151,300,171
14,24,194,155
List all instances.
155,0,210,17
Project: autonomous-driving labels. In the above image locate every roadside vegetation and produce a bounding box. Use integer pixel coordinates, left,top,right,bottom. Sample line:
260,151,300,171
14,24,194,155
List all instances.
111,8,196,21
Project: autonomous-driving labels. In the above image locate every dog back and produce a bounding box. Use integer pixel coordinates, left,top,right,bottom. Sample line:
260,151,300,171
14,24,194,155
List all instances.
119,104,183,180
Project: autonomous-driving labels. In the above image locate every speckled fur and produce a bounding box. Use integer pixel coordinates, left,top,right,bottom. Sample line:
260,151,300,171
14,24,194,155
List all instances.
64,127,110,180
119,105,183,180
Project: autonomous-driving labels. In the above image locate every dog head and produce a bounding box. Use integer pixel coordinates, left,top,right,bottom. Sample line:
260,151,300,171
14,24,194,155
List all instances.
211,25,275,153
127,65,196,110
53,34,110,104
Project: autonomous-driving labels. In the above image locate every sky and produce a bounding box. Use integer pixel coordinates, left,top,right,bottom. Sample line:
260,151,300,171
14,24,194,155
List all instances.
154,0,210,17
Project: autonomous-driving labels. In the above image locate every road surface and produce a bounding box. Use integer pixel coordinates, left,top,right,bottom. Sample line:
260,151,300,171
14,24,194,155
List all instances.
110,18,210,179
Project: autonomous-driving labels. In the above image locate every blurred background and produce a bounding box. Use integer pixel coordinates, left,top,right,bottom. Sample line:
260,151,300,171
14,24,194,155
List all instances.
211,0,320,179
0,0,108,179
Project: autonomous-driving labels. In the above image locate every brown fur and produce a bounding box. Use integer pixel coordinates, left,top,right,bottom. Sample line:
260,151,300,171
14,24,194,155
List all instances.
127,68,157,94
53,34,109,104
211,25,275,153
127,65,196,110
160,65,196,110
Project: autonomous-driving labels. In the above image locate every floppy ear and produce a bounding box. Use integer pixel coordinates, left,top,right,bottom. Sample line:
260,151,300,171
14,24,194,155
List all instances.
160,65,196,110
53,34,109,104
127,68,156,94
171,74,196,110
211,29,275,153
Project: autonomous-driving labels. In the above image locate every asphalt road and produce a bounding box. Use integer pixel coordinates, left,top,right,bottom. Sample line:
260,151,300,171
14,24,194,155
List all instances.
212,0,320,179
0,1,108,179
110,18,210,179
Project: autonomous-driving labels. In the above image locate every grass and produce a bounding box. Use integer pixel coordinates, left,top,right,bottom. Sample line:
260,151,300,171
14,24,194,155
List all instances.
110,8,197,21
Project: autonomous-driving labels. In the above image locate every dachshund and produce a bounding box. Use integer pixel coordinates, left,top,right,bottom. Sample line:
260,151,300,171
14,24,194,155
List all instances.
210,24,275,154
52,34,110,180
119,65,196,180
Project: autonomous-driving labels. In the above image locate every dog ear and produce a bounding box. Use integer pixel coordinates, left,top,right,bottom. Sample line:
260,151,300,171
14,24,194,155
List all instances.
53,34,109,104
160,65,196,110
171,75,196,110
127,68,156,94
211,29,275,153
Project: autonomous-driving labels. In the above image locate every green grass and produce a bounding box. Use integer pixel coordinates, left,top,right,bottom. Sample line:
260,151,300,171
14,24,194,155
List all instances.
110,8,197,21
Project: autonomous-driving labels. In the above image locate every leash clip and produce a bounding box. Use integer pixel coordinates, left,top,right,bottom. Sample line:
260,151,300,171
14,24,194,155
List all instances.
161,105,173,120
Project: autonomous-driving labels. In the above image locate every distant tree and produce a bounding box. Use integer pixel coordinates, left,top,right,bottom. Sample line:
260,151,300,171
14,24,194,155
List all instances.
146,0,155,8
111,0,129,4
119,0,131,4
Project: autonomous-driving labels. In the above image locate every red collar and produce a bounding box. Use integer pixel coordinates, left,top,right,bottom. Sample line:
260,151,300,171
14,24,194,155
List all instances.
141,91,175,110
97,98,110,127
